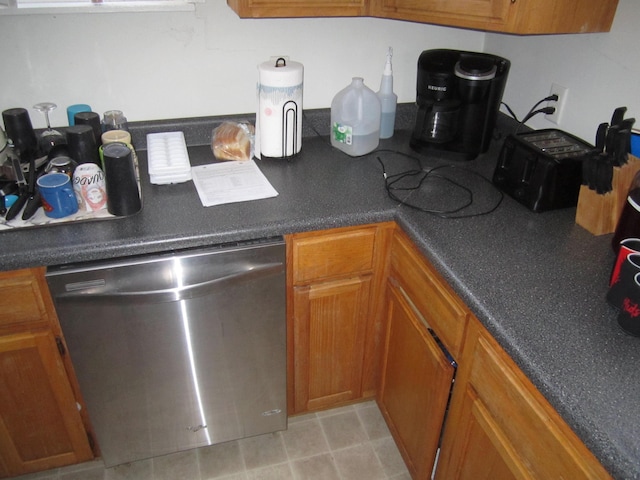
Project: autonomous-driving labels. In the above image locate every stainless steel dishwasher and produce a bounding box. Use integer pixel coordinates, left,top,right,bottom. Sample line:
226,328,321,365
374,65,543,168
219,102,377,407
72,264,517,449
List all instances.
46,238,286,467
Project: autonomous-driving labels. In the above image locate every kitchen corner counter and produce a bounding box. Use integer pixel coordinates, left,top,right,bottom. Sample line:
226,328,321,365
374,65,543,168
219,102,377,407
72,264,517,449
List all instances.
0,108,637,479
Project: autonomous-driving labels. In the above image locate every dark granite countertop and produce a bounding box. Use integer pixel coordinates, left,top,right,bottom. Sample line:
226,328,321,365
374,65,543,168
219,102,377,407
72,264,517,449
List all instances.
0,107,636,479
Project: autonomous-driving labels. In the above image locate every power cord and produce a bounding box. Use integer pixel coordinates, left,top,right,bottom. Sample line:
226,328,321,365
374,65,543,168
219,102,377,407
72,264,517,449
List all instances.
375,150,504,219
301,111,504,219
502,94,558,134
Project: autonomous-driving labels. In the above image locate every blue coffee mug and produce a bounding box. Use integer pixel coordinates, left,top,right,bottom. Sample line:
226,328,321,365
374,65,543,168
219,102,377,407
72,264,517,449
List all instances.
37,172,78,218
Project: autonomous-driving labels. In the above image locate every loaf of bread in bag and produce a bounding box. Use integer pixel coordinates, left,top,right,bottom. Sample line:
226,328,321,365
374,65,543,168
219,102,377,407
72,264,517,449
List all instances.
212,121,254,161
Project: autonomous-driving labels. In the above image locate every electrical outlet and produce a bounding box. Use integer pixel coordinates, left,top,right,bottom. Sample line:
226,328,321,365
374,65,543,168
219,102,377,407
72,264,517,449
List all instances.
545,83,568,124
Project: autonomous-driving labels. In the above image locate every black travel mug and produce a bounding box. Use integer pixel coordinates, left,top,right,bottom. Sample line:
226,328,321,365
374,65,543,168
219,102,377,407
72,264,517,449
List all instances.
74,111,103,147
2,108,38,159
67,124,100,165
103,142,141,216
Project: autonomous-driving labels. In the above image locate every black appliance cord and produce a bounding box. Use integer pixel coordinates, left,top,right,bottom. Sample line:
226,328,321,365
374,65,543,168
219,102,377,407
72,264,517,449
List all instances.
302,109,504,219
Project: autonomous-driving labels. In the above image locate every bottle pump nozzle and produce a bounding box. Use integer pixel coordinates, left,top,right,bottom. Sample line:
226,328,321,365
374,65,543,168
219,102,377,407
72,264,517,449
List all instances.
378,47,397,139
383,47,393,77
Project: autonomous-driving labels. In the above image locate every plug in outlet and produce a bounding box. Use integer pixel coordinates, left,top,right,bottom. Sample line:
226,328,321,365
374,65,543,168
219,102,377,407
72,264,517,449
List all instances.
545,83,568,124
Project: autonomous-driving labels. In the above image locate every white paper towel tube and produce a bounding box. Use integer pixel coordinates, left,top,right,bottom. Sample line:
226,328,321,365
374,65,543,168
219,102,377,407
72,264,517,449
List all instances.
257,58,304,158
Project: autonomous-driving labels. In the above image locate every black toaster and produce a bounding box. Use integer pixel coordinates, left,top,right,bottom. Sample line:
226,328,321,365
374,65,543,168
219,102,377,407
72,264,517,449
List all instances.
492,129,593,212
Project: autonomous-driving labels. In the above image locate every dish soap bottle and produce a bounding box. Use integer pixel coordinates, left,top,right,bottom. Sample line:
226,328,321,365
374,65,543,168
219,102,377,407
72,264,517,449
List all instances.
377,47,397,139
331,77,381,156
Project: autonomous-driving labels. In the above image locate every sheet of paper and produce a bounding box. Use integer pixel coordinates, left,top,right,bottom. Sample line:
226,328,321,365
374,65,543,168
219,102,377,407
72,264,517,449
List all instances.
191,160,278,207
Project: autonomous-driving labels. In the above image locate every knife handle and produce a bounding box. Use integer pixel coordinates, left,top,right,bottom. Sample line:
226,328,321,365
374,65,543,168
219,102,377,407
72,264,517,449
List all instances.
595,123,608,152
5,193,28,221
21,191,41,221
611,106,627,127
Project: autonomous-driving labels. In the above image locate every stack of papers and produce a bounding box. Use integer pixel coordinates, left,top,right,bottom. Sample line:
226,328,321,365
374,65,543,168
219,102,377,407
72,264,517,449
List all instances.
191,160,278,207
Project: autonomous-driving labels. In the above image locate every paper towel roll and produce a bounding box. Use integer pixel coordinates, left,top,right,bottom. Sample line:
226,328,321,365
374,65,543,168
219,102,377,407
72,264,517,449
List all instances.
257,58,304,158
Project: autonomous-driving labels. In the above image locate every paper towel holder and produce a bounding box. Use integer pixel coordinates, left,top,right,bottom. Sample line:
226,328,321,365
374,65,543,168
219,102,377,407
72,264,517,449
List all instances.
256,56,304,160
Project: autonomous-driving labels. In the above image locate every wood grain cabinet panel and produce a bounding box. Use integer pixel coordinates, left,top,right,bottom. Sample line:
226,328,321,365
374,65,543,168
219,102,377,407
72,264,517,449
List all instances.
227,0,618,34
291,227,376,284
435,318,612,480
368,0,618,34
0,331,93,477
292,276,371,412
378,281,455,480
0,269,50,332
287,223,394,414
389,229,468,358
0,268,93,478
228,0,366,18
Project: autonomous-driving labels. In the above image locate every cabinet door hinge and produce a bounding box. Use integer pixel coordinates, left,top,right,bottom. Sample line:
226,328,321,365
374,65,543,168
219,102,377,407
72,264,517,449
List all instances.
55,336,66,356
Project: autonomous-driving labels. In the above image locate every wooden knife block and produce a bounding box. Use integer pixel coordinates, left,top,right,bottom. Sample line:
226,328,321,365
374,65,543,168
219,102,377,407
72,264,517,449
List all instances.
575,154,640,235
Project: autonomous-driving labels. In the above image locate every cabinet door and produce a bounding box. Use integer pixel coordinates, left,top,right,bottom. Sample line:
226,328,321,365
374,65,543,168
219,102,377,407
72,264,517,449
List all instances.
292,276,371,413
378,281,455,480
0,268,52,333
370,0,512,30
227,0,366,18
390,229,467,358
0,330,93,477
369,0,618,34
435,319,612,480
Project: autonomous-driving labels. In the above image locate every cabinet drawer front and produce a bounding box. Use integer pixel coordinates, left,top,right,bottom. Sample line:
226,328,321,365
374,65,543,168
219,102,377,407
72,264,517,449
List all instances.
468,332,610,479
0,269,49,330
291,228,376,284
390,231,467,357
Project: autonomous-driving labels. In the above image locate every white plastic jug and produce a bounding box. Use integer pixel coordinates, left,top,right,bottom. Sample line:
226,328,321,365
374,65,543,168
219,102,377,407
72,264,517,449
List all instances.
331,77,381,156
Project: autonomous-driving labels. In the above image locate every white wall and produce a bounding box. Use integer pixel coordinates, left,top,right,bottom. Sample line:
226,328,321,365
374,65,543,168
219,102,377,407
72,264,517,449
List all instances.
0,1,483,129
2,0,637,139
487,0,640,142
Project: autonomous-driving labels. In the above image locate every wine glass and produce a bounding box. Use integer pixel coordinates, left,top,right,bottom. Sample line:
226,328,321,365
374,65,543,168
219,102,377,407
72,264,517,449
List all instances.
33,102,66,156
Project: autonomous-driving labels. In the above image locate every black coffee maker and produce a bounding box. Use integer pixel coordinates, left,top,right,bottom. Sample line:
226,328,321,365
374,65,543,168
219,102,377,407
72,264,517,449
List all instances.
410,49,510,160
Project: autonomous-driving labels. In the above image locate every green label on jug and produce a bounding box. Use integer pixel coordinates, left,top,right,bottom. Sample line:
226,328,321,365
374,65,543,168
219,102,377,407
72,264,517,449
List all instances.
332,123,353,145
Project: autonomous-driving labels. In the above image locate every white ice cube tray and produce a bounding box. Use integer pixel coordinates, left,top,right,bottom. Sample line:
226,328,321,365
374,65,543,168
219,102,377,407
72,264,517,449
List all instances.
147,131,192,185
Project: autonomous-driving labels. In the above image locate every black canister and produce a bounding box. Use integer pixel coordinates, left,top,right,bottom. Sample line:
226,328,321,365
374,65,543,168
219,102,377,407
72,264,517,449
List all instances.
74,111,103,147
2,108,38,160
67,124,100,165
103,142,141,216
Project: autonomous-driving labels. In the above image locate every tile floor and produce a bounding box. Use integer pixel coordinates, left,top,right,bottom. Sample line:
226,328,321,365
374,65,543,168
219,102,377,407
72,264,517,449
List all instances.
14,400,411,480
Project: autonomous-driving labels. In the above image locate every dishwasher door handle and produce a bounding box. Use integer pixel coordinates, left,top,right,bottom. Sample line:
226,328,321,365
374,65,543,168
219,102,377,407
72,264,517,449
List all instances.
56,262,285,303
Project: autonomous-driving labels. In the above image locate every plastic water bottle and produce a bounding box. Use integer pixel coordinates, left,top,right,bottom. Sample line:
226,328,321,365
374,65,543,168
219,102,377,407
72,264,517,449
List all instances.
331,77,381,157
377,47,397,139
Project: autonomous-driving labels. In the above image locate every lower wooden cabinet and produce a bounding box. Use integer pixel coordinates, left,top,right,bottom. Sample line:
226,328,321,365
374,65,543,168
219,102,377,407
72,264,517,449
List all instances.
376,227,610,479
292,275,372,412
0,268,93,478
378,280,455,480
435,317,612,480
287,223,393,414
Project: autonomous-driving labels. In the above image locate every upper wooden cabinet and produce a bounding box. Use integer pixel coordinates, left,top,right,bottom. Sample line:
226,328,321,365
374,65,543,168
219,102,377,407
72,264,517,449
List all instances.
227,0,619,34
227,0,366,19
369,0,619,34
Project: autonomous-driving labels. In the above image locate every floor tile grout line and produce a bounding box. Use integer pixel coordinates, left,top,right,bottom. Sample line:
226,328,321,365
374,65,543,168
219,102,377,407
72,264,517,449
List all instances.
22,400,402,480
316,410,347,480
354,401,391,479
